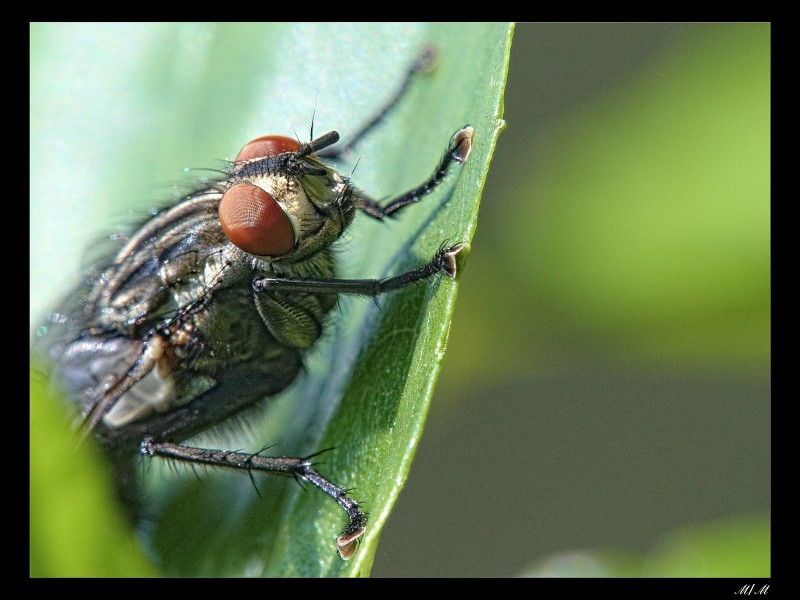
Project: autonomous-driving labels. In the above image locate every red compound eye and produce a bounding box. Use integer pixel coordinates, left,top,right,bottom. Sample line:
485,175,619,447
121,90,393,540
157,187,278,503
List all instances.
219,183,295,256
235,135,302,162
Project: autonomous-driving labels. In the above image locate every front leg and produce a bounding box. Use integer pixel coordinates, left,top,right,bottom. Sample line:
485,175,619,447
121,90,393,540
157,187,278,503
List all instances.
354,127,474,220
252,244,467,298
316,46,438,161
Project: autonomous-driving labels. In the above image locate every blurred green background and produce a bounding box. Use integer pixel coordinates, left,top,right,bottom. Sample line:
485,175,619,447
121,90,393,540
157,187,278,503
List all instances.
30,22,770,577
370,22,770,577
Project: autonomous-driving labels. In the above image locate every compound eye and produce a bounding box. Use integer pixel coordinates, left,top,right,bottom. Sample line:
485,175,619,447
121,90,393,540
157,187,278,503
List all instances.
235,135,302,162
219,183,295,256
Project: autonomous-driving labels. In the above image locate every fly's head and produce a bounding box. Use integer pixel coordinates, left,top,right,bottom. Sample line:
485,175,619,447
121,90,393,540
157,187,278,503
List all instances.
218,131,356,266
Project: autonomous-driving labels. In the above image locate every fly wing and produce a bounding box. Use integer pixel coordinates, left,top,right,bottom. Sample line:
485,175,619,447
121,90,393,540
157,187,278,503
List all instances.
48,334,146,424
85,190,229,332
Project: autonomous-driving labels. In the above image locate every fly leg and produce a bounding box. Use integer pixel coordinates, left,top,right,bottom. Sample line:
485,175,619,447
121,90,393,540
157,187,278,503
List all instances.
141,437,366,560
253,243,467,297
316,46,437,161
352,126,473,220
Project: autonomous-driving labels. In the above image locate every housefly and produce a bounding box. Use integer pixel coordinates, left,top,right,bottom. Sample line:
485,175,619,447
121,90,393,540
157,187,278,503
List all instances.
33,47,473,560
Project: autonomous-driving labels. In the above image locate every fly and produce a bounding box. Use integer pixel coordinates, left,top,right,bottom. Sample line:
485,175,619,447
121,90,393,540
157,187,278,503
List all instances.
34,47,473,561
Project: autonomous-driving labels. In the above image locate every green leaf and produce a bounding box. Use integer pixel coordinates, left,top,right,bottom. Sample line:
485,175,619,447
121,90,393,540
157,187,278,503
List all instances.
29,364,157,577
30,23,512,577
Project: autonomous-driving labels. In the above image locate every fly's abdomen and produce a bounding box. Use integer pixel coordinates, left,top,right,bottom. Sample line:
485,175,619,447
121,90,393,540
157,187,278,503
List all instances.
48,284,304,451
